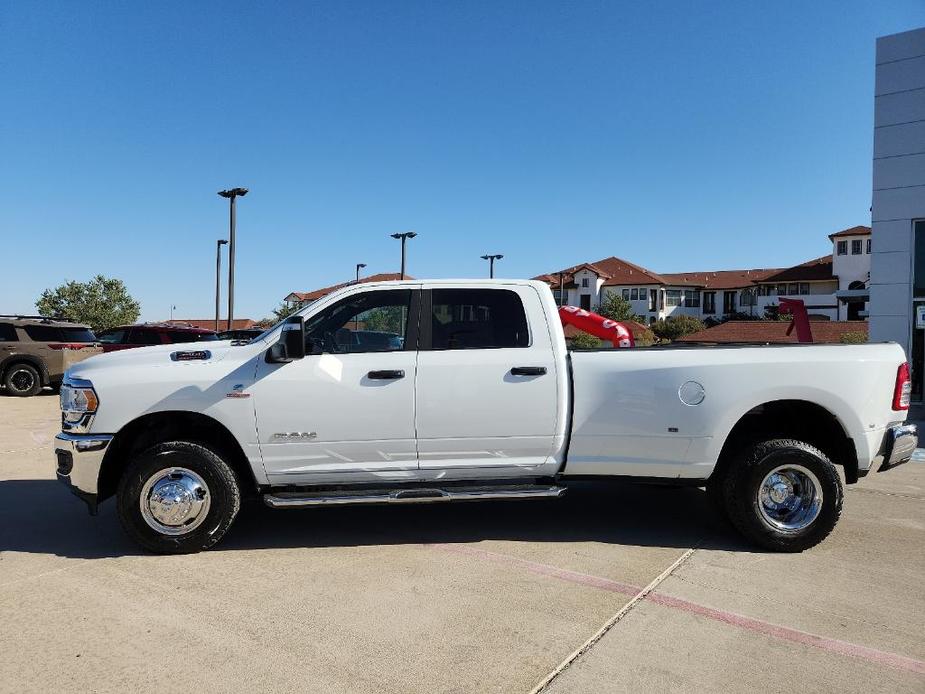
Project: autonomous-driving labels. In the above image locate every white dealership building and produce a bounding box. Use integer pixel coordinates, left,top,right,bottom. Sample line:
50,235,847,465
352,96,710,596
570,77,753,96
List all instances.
869,27,925,399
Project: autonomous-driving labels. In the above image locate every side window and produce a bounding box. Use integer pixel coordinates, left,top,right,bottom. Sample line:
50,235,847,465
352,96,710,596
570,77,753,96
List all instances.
0,323,18,342
305,289,411,354
23,325,62,342
429,289,529,350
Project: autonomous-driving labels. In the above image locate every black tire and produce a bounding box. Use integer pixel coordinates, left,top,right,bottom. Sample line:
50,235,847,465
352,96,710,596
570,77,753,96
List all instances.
721,438,842,552
117,441,241,554
3,362,42,397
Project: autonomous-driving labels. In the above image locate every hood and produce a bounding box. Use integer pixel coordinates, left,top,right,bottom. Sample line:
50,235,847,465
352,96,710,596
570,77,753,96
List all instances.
66,339,250,379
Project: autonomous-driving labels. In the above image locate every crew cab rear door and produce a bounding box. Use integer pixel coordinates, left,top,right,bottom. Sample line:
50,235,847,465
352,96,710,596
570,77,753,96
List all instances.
414,285,562,473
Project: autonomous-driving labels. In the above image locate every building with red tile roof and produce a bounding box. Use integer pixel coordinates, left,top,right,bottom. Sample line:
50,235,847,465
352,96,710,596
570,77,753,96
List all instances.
534,226,870,323
285,273,410,307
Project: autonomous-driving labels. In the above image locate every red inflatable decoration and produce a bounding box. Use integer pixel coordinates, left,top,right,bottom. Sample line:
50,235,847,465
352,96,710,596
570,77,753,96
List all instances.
559,306,635,348
778,298,814,343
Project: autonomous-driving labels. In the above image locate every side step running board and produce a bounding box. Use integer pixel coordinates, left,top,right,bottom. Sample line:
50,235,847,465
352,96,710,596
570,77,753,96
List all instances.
264,485,566,509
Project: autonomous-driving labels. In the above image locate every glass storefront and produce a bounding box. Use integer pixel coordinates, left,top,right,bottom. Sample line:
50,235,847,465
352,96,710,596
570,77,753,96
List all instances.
912,221,925,400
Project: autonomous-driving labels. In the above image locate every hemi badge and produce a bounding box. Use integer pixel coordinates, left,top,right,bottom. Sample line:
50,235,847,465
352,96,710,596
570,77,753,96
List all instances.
171,350,212,362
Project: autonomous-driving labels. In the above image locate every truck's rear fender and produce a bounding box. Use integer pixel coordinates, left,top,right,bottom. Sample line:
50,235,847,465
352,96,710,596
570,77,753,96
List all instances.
711,399,859,484
97,410,261,502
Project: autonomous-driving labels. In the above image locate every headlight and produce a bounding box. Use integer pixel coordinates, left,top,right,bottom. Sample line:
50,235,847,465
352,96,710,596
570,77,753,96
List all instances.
60,376,99,430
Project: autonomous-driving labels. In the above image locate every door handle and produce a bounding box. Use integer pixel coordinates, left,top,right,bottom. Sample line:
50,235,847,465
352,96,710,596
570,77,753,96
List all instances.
510,366,547,376
367,369,405,380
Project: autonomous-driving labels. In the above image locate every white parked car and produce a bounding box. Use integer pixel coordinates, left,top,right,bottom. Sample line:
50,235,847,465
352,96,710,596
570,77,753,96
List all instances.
54,280,916,554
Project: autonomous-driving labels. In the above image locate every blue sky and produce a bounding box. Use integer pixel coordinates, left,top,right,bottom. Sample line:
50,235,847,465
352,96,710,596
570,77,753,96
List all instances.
1,1,923,322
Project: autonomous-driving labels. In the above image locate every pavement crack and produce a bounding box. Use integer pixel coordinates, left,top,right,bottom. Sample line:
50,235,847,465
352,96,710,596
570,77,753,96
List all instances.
529,546,698,694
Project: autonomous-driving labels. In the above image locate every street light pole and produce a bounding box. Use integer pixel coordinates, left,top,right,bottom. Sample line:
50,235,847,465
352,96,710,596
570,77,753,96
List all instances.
390,232,417,279
480,254,503,279
355,263,367,283
218,188,248,330
214,239,228,331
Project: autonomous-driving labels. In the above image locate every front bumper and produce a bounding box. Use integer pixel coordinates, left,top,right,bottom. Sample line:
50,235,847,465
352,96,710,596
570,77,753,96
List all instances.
54,432,113,514
879,423,917,472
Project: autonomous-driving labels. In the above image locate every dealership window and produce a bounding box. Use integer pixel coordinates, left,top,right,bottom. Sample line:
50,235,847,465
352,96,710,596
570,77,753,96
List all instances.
788,283,799,295
630,288,638,300
684,290,700,307
799,283,810,295
776,283,787,295
912,221,925,399
851,239,862,255
867,238,872,254
703,292,715,314
837,240,847,255
622,288,630,300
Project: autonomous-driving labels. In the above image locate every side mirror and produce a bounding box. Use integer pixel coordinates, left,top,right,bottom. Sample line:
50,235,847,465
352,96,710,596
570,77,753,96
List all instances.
266,316,305,363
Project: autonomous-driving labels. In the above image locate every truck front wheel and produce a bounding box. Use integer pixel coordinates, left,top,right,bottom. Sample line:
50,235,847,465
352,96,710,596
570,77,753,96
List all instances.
721,438,842,552
116,441,241,554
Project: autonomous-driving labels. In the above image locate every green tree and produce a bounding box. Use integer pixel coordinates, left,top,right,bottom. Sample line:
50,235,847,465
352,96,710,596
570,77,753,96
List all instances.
840,331,868,344
271,301,298,321
651,315,705,342
567,332,603,349
763,304,791,321
36,275,140,331
595,293,641,322
362,306,404,334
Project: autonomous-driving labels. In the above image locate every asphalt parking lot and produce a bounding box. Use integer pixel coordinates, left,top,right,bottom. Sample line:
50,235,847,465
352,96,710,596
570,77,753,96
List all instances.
1,395,923,693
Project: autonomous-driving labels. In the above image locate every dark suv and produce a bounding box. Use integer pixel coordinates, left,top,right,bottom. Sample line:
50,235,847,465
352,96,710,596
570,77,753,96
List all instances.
0,316,102,396
96,323,219,352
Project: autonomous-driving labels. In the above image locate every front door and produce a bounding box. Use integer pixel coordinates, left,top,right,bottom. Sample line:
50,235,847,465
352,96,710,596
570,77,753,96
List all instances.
415,286,562,473
252,288,420,483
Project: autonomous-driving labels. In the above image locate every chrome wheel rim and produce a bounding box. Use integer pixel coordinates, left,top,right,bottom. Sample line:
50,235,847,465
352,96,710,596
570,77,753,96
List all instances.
10,368,35,392
757,464,823,533
140,467,211,536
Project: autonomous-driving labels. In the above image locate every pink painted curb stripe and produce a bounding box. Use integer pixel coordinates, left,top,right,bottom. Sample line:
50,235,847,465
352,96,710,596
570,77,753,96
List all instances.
430,543,925,676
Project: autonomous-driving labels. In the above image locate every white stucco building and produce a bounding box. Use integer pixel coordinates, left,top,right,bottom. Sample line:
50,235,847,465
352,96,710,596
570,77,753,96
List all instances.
535,226,870,324
869,27,925,399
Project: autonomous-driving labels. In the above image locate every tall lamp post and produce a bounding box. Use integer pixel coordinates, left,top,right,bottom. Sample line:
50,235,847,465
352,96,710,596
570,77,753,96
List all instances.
217,188,248,330
390,231,417,279
355,263,367,283
481,254,503,278
214,239,228,331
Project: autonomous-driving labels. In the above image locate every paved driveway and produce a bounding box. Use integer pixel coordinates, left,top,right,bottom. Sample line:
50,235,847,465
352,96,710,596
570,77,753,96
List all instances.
1,395,922,692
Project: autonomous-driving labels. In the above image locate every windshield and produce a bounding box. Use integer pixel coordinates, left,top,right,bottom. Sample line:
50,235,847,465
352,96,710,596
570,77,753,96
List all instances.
97,329,126,344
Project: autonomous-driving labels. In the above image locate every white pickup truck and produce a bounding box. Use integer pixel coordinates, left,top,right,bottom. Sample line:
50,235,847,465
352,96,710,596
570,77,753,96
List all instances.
54,280,917,554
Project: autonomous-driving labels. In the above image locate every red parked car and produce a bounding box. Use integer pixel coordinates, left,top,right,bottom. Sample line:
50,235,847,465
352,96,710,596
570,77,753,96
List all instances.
96,324,219,352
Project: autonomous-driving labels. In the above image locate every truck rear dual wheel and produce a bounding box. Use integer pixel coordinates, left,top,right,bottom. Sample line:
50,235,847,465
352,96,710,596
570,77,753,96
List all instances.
720,438,843,552
117,441,241,554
